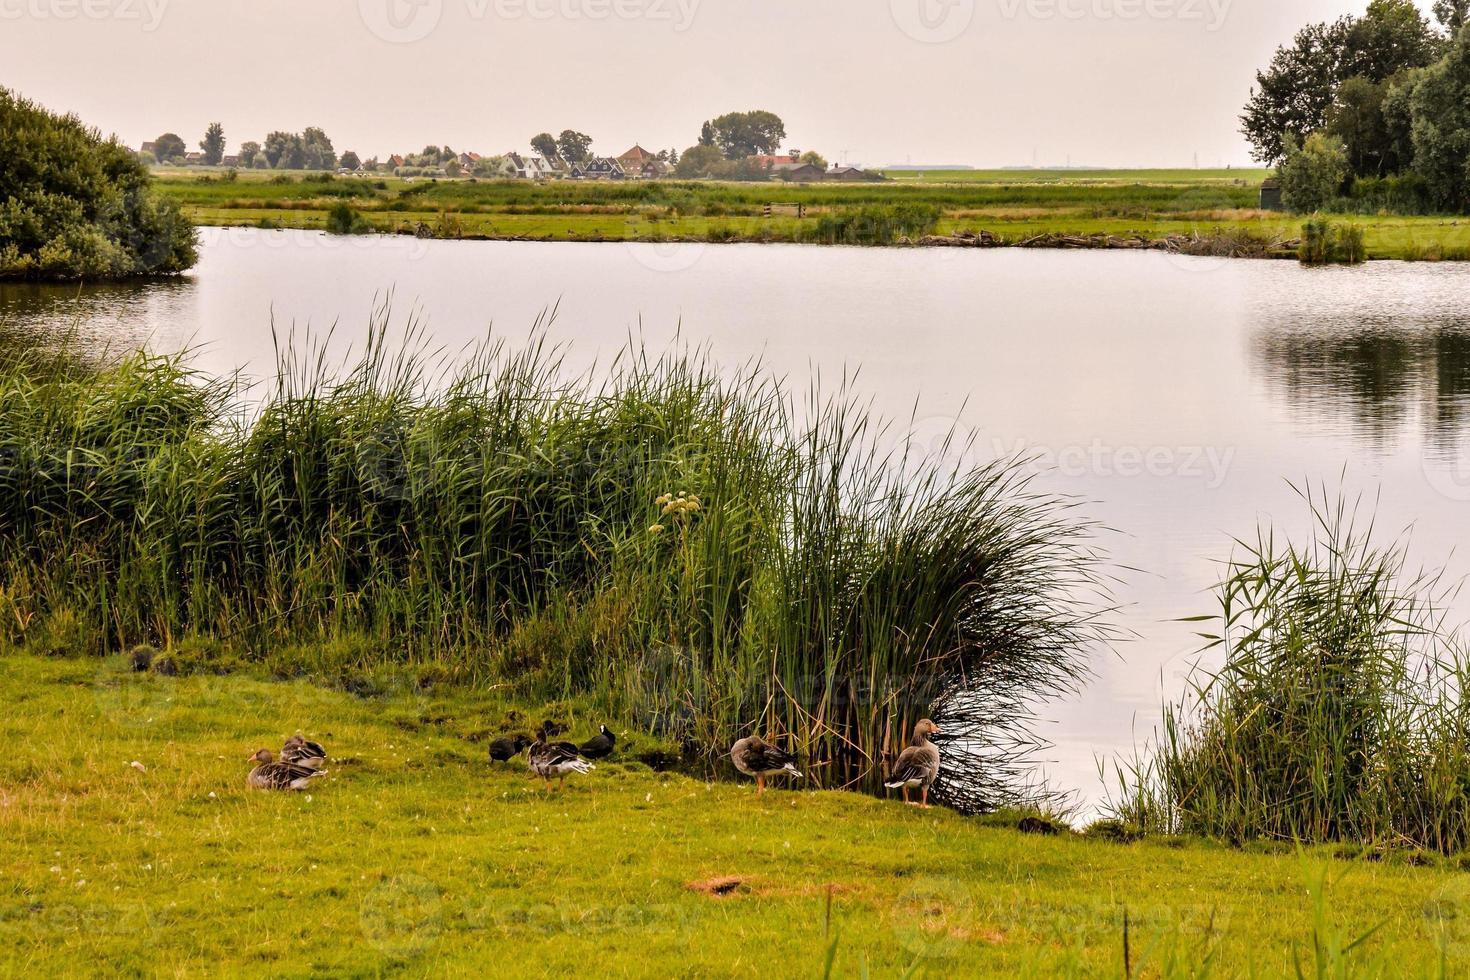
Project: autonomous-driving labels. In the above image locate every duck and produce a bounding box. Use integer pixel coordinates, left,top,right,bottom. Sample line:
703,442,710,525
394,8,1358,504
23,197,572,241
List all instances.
280,733,327,770
883,719,942,808
247,749,327,791
729,735,802,795
528,729,595,790
488,733,533,763
579,725,617,760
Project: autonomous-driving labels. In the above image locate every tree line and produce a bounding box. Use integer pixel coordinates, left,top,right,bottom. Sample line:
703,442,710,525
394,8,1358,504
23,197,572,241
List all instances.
1244,0,1470,212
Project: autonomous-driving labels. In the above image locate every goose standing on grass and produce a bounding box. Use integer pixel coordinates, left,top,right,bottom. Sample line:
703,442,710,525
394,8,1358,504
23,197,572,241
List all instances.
280,733,327,770
488,734,533,763
579,725,617,760
730,735,803,795
247,749,327,791
528,729,595,790
884,719,942,809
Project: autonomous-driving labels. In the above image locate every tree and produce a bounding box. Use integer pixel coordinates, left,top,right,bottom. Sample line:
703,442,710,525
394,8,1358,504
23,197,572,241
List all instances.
475,155,515,178
339,150,361,171
1327,76,1392,176
239,141,261,169
1344,0,1440,80
698,121,715,148
799,150,829,170
200,122,225,166
673,144,724,178
264,131,304,169
707,110,787,159
557,130,594,164
1241,5,1440,165
1411,24,1470,210
152,132,186,163
1381,70,1423,170
1434,0,1468,31
0,87,197,280
301,127,336,170
1278,131,1350,212
530,132,559,162
444,158,462,178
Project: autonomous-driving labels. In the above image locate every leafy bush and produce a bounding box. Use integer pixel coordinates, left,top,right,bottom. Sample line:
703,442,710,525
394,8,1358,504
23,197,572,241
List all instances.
324,201,370,235
1278,132,1349,213
0,88,197,280
1300,219,1367,264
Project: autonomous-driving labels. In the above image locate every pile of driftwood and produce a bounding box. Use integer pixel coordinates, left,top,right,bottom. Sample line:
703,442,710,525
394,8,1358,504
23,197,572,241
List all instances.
911,229,1299,259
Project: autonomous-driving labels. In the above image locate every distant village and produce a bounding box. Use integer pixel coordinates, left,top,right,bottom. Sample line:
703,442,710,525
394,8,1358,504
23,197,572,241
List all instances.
139,115,885,184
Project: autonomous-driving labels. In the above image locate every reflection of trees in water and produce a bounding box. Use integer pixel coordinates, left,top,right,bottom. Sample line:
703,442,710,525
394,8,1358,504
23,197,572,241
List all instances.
1253,320,1470,451
0,278,193,362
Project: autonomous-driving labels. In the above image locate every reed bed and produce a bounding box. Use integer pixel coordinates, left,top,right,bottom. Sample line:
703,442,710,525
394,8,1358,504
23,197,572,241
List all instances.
1106,487,1470,852
0,312,1111,807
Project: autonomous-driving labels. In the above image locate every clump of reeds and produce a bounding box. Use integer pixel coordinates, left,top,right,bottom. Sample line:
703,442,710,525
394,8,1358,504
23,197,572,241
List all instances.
1300,219,1367,265
1105,485,1470,852
0,309,1111,808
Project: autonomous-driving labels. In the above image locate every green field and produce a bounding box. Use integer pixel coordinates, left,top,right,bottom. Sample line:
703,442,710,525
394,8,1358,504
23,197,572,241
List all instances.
155,167,1470,260
3,652,1467,978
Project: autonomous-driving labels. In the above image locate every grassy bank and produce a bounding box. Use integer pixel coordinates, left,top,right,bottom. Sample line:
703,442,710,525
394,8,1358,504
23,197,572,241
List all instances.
154,167,1470,260
2,652,1466,978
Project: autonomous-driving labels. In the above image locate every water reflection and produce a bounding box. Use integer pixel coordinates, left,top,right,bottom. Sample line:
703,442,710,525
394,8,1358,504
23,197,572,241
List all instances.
0,278,195,359
1253,321,1470,453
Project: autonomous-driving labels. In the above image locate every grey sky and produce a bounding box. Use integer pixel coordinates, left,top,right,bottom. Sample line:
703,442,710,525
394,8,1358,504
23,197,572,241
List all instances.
0,0,1440,167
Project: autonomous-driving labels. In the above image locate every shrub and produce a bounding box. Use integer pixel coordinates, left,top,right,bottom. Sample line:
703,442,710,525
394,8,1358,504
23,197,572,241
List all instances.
324,201,370,235
810,203,941,245
0,88,197,280
1300,219,1367,264
1278,132,1349,213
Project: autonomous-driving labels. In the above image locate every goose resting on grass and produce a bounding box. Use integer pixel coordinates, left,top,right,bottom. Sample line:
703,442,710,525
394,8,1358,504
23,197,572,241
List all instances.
280,733,327,770
528,731,595,790
579,725,617,760
248,749,327,791
730,735,802,795
884,719,942,809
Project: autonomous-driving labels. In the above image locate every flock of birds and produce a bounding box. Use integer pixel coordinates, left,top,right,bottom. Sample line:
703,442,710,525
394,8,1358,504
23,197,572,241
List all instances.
246,719,945,808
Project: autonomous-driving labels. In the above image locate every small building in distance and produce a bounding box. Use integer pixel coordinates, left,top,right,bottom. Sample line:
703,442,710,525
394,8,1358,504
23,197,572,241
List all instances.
750,151,802,168
1259,178,1284,211
772,162,825,182
572,157,627,180
616,145,658,174
827,166,877,182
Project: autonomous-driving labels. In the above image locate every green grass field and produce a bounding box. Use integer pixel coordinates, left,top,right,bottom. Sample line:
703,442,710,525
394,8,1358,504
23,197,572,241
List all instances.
4,652,1467,978
154,167,1470,260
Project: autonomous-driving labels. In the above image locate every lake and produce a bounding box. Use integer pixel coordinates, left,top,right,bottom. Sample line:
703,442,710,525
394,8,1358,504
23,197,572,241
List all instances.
5,227,1469,807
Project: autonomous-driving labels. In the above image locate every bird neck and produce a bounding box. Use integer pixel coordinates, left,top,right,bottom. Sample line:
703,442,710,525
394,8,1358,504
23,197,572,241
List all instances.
911,730,930,747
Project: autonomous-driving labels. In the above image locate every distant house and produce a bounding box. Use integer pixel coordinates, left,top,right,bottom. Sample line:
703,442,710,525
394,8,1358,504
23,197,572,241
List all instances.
184,152,203,165
751,151,802,168
572,157,626,180
140,141,158,158
827,166,876,182
503,153,554,179
638,160,669,179
387,154,405,169
772,163,825,182
1260,178,1284,211
458,151,482,169
221,155,240,168
616,145,658,174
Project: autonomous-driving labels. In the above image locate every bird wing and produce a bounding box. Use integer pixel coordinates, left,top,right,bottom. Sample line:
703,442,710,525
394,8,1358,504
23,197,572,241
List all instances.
887,746,933,784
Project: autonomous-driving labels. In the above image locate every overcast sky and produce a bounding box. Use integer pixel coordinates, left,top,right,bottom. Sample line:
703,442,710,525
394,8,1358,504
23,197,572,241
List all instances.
0,0,1444,168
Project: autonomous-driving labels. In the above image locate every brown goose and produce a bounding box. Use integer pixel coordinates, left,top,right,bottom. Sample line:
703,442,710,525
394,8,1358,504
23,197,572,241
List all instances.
247,749,327,791
280,733,327,770
528,730,595,790
884,719,942,808
730,735,802,795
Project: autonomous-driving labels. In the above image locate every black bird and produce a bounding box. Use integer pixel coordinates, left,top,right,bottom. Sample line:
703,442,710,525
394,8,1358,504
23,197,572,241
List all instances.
579,725,617,760
489,734,533,763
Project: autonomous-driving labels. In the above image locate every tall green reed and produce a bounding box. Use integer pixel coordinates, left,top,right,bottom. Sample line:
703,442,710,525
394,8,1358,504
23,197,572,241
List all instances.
1105,485,1470,851
0,311,1111,807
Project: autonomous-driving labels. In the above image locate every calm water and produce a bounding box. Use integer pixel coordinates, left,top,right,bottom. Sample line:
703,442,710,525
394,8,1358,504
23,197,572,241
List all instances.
5,227,1470,806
